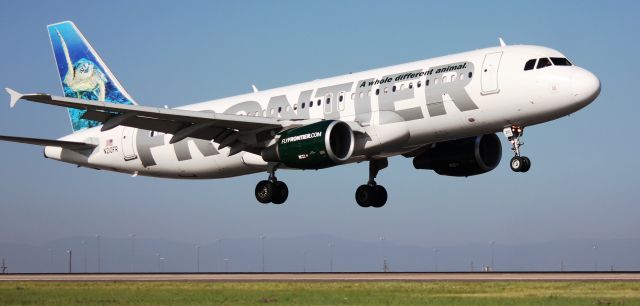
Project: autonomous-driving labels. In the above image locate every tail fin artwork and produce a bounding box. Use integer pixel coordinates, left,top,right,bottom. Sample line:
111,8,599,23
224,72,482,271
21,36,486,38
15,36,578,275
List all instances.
47,21,137,132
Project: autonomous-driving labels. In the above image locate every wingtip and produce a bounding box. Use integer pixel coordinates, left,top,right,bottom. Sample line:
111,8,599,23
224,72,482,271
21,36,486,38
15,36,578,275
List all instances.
5,88,22,108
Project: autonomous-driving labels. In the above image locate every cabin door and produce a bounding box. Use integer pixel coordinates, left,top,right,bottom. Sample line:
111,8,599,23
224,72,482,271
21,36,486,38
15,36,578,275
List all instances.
481,52,503,95
121,127,138,161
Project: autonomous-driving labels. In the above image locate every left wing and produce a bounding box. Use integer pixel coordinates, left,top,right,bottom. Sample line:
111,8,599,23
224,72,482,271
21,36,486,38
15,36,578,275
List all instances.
6,88,284,155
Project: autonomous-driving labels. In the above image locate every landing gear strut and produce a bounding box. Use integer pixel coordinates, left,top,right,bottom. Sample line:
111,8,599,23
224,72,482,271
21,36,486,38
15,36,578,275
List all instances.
503,126,531,173
355,158,388,208
255,163,288,204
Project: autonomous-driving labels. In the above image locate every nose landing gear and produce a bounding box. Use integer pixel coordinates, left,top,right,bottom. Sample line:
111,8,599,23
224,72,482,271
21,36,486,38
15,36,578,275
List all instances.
503,126,531,173
255,163,288,204
355,158,388,208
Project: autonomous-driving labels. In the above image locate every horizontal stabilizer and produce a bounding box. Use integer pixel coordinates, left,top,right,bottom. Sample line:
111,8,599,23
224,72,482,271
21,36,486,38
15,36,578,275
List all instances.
0,134,96,150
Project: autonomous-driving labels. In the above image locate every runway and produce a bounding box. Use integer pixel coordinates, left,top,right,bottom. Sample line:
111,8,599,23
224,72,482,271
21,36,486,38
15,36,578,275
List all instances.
1,272,640,282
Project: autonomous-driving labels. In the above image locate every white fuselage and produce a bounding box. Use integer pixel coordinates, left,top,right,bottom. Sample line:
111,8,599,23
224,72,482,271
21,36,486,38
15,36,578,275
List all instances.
43,45,600,179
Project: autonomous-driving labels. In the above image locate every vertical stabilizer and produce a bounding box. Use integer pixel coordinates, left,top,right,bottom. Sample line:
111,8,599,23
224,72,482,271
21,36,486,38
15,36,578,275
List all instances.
47,21,136,132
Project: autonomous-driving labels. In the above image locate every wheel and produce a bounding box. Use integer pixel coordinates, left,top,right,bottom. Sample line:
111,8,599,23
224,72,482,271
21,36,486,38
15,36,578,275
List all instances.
521,156,531,172
255,180,275,204
271,181,289,204
371,185,387,208
355,185,373,207
510,156,525,172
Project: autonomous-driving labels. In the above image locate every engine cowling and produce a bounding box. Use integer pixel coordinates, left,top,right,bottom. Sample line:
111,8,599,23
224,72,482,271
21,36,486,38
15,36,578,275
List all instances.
413,134,502,177
262,120,354,169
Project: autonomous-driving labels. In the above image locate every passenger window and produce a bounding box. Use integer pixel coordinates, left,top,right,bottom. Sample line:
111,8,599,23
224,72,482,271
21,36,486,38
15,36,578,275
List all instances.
317,99,321,106
459,74,465,80
392,85,396,92
524,59,536,71
339,95,343,102
409,83,413,89
375,89,380,95
468,72,473,78
435,78,439,85
426,79,430,86
417,81,422,88
400,84,404,90
278,107,282,113
384,87,388,93
326,97,330,104
301,102,306,108
293,104,298,110
550,57,572,66
537,58,552,69
451,74,457,81
309,100,313,108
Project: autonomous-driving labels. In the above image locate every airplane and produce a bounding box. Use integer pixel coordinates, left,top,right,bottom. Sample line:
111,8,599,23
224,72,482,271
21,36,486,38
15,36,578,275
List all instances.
1,21,600,208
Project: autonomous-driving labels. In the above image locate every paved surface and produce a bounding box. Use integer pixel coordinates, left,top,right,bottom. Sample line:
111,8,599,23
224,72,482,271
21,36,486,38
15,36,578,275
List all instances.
1,272,639,282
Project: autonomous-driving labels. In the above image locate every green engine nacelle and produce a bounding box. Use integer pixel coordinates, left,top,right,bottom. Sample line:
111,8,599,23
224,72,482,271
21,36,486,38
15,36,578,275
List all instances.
261,120,355,169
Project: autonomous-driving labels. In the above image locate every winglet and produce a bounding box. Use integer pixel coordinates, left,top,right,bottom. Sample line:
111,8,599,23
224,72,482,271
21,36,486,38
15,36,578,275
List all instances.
499,37,506,47
5,88,22,108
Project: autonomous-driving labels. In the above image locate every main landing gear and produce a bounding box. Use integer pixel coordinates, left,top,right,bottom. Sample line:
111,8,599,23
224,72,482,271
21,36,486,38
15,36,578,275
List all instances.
255,163,289,204
355,158,388,208
503,125,531,173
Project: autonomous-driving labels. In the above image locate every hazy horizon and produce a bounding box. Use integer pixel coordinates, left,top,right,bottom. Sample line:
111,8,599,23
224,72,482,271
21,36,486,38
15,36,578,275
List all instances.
0,0,638,269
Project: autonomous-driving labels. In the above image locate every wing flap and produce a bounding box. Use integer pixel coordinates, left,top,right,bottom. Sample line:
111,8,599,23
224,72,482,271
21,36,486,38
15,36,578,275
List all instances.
0,135,96,150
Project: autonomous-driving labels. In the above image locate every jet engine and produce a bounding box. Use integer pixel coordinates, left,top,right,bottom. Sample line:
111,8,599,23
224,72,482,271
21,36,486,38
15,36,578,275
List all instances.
262,120,354,169
413,134,502,177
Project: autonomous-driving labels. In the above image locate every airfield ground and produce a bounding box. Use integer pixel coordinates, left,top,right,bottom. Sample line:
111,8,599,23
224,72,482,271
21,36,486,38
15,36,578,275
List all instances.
1,273,640,305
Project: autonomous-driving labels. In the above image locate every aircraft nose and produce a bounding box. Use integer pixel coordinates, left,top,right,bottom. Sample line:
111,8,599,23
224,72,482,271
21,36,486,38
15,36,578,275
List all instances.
572,69,601,103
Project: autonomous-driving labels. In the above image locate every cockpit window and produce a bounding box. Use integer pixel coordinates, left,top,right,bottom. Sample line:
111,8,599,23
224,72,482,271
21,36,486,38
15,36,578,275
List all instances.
524,59,536,71
537,58,552,69
550,57,572,66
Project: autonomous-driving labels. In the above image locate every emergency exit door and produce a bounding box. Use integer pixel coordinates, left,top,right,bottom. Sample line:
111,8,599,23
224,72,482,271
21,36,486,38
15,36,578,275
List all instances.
481,52,503,95
121,127,138,161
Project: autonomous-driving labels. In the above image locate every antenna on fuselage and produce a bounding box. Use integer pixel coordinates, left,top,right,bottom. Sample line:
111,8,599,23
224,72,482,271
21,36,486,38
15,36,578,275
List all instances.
251,84,259,93
499,37,506,47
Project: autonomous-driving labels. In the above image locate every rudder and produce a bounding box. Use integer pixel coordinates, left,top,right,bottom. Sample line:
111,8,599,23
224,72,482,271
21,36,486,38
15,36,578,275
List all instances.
47,21,136,132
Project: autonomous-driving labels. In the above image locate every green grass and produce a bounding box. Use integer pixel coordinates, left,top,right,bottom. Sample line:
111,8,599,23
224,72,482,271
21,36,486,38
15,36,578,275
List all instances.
1,281,639,305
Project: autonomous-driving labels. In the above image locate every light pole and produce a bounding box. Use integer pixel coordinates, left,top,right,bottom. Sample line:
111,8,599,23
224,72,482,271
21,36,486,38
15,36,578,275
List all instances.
490,241,495,271
379,236,385,272
224,258,231,272
593,244,598,271
81,241,87,273
260,235,266,273
96,235,101,273
129,234,136,273
216,239,223,273
66,249,72,273
433,248,439,272
329,242,334,272
303,250,308,273
195,245,200,273
48,248,54,272
159,257,166,272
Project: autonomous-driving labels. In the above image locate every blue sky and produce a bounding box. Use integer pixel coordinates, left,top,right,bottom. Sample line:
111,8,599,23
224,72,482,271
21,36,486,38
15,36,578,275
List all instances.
0,0,638,250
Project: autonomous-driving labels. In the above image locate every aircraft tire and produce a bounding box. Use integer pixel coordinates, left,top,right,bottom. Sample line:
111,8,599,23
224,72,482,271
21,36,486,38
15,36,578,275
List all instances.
510,156,525,172
255,180,275,204
271,181,289,204
371,185,387,208
355,185,373,207
521,156,531,172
